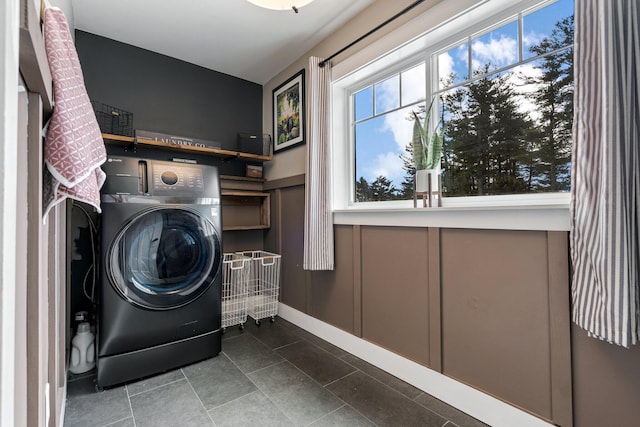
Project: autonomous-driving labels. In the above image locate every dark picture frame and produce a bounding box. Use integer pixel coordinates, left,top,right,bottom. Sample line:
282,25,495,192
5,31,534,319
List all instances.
273,69,305,152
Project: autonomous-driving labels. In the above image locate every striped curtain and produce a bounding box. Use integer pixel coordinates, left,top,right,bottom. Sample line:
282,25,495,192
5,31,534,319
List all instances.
303,57,334,270
571,0,640,347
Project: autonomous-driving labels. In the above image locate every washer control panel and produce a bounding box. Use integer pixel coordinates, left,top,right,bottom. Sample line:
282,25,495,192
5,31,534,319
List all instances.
153,165,204,193
101,156,220,199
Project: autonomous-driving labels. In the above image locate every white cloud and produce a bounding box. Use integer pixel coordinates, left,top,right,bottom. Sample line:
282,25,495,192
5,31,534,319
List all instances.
471,35,517,70
523,30,544,51
375,76,399,113
363,151,406,185
507,63,544,123
371,106,423,187
438,52,454,82
401,63,426,105
381,107,416,153
456,44,468,61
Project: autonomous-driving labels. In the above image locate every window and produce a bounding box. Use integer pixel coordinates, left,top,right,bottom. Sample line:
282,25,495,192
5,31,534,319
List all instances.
346,0,574,205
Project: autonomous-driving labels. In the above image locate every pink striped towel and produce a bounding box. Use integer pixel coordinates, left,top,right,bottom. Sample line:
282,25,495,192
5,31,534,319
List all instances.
43,7,106,221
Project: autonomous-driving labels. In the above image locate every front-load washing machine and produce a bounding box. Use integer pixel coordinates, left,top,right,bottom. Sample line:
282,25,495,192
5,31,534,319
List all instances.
97,156,222,388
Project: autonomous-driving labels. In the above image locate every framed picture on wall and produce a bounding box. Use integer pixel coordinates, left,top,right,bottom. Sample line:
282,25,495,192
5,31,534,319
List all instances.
273,69,305,153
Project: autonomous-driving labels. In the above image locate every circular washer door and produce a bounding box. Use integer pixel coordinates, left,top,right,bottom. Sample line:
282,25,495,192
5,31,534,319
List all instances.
107,206,221,310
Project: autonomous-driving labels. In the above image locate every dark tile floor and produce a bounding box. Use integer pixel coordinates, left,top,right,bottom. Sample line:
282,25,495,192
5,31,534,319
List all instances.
64,317,488,427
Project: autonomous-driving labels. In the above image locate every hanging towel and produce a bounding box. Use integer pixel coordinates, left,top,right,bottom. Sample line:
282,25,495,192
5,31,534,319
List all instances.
42,7,106,221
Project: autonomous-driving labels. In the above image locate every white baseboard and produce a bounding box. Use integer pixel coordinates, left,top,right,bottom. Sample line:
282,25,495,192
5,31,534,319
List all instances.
278,303,552,427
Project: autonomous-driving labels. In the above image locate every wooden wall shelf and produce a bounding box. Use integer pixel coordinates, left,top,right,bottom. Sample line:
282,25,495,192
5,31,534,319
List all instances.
101,136,273,231
221,190,270,231
102,133,273,162
220,175,266,183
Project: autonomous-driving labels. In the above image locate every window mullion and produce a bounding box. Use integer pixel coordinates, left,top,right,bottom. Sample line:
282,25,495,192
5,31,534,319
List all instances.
518,12,524,62
467,36,472,81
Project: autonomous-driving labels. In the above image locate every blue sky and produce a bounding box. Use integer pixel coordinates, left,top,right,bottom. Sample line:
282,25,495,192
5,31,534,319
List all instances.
354,0,574,190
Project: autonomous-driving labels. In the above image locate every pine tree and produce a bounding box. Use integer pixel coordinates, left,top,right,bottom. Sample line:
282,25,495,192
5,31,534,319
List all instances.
369,176,399,201
355,177,372,202
442,65,535,196
399,143,416,199
525,15,574,192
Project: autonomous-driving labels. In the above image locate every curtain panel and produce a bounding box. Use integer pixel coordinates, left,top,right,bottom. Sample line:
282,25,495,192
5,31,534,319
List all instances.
571,0,640,347
303,57,334,270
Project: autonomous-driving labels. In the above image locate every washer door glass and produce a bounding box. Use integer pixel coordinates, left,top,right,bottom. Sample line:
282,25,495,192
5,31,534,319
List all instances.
108,207,221,310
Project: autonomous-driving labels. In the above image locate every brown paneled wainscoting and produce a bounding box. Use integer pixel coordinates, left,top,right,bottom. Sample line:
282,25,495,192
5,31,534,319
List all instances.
264,175,572,427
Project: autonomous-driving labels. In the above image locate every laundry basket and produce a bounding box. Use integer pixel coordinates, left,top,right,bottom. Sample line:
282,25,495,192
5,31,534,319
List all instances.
221,253,251,331
237,250,281,325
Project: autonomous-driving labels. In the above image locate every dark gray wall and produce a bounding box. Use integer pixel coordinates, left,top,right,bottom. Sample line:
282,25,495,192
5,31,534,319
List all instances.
75,30,262,175
75,30,262,148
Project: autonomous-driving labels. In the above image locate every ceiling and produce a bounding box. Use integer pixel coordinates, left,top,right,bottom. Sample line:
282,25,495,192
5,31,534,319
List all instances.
71,0,374,85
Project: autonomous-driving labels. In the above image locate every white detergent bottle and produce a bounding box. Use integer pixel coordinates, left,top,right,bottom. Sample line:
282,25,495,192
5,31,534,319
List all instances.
69,322,95,374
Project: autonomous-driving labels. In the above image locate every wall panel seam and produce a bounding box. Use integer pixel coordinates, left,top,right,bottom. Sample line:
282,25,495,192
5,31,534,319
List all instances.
547,231,573,427
428,227,442,372
353,225,362,337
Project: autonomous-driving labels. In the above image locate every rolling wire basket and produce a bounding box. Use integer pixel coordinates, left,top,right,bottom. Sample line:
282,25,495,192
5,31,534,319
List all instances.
221,253,251,331
237,250,281,325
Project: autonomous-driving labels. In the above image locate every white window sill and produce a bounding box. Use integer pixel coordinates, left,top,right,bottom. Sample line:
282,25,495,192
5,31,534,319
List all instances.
333,203,570,231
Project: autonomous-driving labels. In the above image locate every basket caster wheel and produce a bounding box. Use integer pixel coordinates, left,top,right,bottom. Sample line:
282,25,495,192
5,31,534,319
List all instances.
239,324,245,331
270,317,275,323
255,319,261,326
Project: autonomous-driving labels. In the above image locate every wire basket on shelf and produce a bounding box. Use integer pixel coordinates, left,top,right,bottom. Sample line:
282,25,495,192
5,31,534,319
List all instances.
221,253,251,331
91,101,134,137
237,250,281,325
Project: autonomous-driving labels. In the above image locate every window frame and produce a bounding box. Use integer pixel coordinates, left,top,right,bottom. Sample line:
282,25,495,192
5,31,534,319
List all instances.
330,0,573,231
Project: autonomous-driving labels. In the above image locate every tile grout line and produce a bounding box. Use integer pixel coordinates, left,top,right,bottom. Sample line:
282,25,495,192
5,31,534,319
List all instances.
228,353,287,376
343,356,472,426
411,389,471,425
124,384,138,427
100,415,135,427
223,352,297,426
127,377,187,397
323,369,360,388
302,403,347,427
339,356,434,405
276,358,379,427
321,357,453,426
246,323,303,351
243,328,381,427
295,333,350,359
338,352,479,426
230,332,356,424
302,402,381,427
318,371,381,427
237,323,374,426
205,389,262,412
181,367,218,426
271,339,302,351
235,330,286,355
